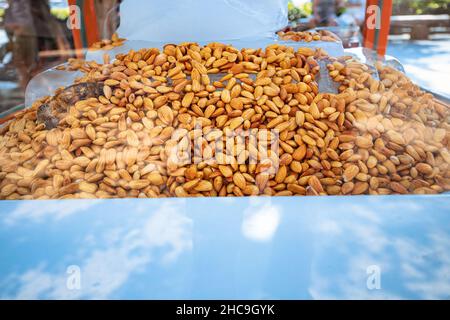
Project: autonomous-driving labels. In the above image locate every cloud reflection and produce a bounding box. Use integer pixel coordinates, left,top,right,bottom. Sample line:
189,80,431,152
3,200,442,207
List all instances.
308,199,450,300
241,197,281,242
2,200,193,299
3,200,102,225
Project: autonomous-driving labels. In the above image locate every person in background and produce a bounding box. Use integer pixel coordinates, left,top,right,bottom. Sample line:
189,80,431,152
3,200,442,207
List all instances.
343,0,367,27
4,0,70,89
4,0,37,89
312,0,345,26
94,0,122,40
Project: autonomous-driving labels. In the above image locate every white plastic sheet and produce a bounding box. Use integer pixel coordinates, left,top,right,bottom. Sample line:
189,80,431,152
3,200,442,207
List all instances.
116,0,288,42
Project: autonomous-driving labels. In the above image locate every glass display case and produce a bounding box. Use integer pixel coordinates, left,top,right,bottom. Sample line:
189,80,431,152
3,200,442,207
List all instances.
0,0,449,300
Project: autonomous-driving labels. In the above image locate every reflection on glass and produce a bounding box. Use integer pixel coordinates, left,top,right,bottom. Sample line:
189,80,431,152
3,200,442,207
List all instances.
0,0,120,114
1,200,193,299
241,197,281,242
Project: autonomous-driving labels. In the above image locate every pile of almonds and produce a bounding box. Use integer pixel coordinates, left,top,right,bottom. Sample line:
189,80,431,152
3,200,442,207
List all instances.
89,33,126,51
326,57,450,194
0,42,448,199
277,30,338,42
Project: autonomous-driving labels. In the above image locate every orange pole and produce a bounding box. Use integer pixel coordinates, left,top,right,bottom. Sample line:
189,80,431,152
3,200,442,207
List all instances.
67,0,99,55
83,0,100,46
363,0,393,56
68,0,83,58
377,0,393,56
363,0,376,49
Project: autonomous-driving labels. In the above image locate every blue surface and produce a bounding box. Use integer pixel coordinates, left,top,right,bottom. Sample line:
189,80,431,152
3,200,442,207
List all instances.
0,195,449,300
387,39,450,98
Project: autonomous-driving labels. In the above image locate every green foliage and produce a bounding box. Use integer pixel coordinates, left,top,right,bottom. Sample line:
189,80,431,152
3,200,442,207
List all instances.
0,7,69,20
393,0,450,15
50,8,70,20
288,1,313,22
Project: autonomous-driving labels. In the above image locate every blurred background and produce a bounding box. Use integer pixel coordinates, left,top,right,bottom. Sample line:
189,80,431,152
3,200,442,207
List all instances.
0,0,449,114
288,0,450,98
